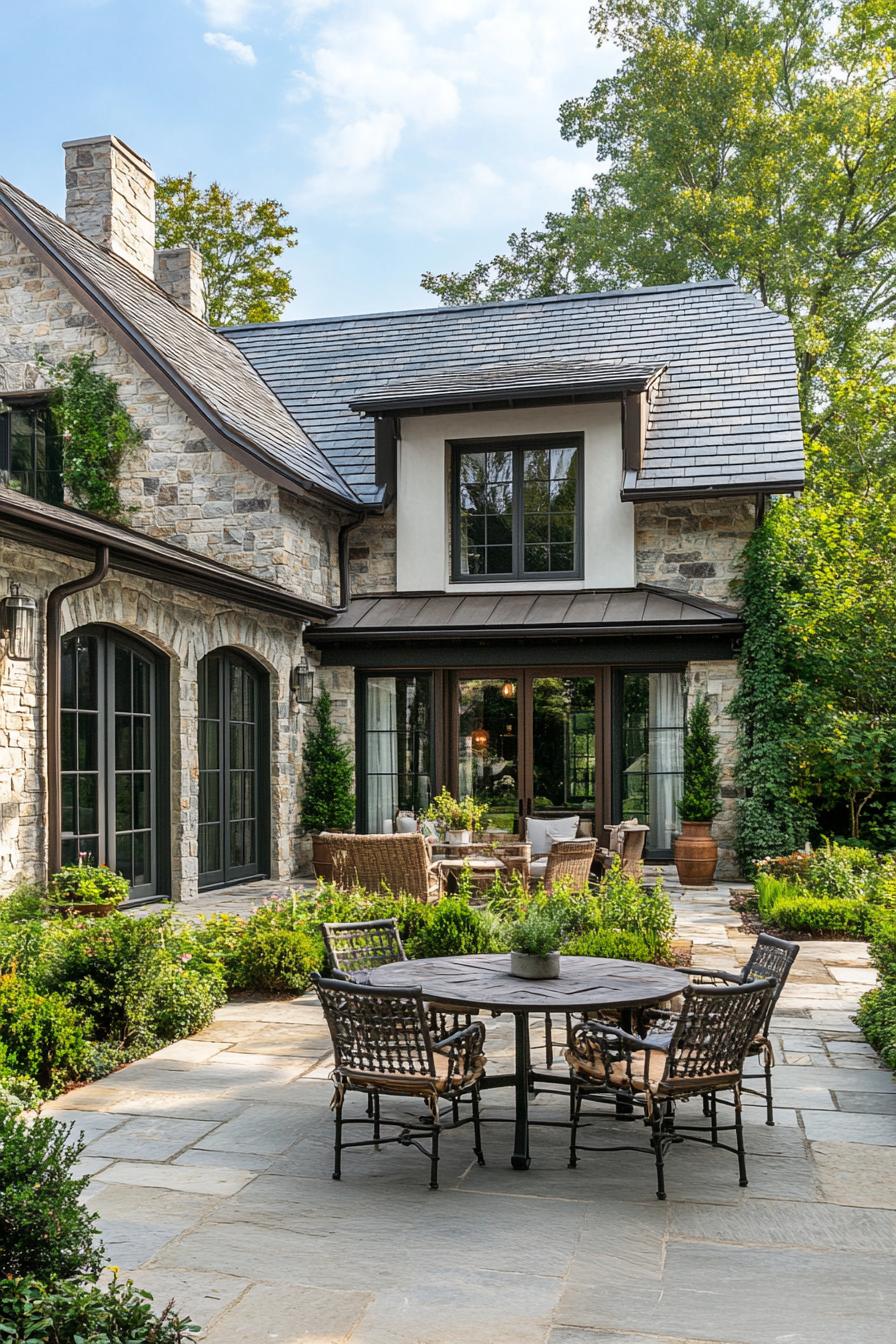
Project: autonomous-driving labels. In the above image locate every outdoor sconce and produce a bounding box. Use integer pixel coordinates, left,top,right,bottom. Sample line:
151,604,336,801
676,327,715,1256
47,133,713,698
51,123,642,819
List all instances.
500,679,516,699
471,726,490,754
1,583,37,662
290,656,315,707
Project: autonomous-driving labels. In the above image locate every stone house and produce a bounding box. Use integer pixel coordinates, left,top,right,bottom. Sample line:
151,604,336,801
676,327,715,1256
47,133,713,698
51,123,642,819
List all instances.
0,135,803,898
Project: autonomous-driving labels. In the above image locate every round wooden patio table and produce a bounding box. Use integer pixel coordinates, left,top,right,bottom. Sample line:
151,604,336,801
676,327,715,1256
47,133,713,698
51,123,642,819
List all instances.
368,953,687,1171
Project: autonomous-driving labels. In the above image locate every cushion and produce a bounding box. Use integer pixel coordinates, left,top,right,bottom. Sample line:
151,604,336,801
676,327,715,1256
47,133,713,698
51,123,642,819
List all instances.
526,814,580,857
565,1045,667,1093
528,856,548,879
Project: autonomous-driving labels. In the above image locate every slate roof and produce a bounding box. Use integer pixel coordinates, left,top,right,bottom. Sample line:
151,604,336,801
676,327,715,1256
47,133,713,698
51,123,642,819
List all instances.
348,357,665,414
223,280,805,504
0,178,360,508
307,585,741,643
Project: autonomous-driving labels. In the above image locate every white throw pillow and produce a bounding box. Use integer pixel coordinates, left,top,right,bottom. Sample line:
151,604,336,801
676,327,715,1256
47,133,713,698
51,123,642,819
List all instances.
526,814,580,857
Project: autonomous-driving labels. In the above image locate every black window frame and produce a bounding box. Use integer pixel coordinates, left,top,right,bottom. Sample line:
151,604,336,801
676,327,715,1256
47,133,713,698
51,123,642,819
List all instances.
355,670,436,833
0,395,64,505
449,433,584,584
60,625,170,902
611,666,686,861
197,648,271,890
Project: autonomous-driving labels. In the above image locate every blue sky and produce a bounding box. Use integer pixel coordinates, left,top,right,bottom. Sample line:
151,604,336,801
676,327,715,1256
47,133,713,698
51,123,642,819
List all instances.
0,1,617,319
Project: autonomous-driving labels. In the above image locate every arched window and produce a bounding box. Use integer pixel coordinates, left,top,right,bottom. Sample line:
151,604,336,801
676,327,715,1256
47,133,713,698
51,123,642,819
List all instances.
60,627,169,900
198,649,269,889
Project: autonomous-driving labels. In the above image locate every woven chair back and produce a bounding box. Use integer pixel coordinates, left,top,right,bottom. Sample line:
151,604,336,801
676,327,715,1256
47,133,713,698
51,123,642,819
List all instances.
322,918,406,976
544,838,597,892
665,978,776,1087
312,973,435,1080
742,932,799,1030
331,833,434,902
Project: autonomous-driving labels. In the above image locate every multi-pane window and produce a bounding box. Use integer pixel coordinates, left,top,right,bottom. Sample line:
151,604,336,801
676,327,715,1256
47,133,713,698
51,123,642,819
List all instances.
453,436,582,580
0,402,63,504
363,674,433,833
618,671,686,855
198,650,268,889
60,627,164,900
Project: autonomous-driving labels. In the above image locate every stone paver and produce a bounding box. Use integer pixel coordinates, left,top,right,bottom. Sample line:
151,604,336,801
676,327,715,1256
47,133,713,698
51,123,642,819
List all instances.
45,874,896,1342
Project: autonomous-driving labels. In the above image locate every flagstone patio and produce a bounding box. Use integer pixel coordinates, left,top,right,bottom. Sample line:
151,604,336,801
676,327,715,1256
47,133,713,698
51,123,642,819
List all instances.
46,879,896,1343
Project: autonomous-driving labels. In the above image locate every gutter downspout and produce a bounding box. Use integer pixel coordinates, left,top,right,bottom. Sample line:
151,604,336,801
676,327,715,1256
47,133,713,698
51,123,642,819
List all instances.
45,546,110,875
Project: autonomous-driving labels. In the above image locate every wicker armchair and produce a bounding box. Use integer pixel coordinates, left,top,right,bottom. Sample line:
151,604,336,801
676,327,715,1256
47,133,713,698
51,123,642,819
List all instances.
528,837,597,891
645,932,799,1125
330,833,442,903
311,972,487,1189
596,821,649,878
566,977,776,1199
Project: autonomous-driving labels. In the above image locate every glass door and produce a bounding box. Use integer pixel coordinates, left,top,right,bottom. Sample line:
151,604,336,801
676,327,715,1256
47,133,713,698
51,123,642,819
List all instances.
454,671,599,835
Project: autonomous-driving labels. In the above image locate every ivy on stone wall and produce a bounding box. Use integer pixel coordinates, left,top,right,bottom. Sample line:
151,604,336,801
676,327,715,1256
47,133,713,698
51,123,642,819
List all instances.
43,353,142,520
730,508,811,872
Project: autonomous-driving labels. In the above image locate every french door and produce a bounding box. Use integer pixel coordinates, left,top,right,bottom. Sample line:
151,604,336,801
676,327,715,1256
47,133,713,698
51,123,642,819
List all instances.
453,670,606,836
60,627,167,900
198,650,269,889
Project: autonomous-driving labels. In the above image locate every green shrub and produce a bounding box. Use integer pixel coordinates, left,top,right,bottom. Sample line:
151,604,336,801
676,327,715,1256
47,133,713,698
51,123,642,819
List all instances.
1,882,49,922
868,909,896,983
240,923,322,994
598,865,675,959
0,1067,44,1113
562,928,654,962
417,897,490,957
0,973,89,1091
0,1105,102,1281
187,913,250,991
756,875,871,936
141,961,226,1041
856,983,896,1072
0,1275,197,1343
678,694,721,822
47,864,130,907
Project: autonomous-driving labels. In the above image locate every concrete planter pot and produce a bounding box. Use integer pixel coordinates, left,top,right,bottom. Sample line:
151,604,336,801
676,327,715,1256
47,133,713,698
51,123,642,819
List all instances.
446,829,471,845
673,820,719,886
510,950,560,980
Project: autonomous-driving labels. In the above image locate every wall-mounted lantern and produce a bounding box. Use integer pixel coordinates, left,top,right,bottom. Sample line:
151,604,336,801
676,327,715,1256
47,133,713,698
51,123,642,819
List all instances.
1,583,37,662
500,678,516,699
290,656,315,707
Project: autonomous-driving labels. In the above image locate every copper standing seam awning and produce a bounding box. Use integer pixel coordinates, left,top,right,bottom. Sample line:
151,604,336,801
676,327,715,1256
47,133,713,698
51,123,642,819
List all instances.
305,585,742,667
0,487,335,620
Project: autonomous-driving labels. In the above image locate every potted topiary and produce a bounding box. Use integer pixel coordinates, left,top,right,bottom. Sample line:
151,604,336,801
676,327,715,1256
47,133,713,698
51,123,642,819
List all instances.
673,694,722,886
47,863,129,917
509,907,563,979
301,688,355,880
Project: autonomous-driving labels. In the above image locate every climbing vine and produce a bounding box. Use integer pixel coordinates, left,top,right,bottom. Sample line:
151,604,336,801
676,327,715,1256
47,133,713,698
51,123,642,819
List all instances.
42,353,142,519
730,506,811,872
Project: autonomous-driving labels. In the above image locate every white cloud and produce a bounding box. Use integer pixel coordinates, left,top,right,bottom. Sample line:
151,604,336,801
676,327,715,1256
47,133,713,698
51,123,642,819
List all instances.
203,31,258,64
203,0,254,27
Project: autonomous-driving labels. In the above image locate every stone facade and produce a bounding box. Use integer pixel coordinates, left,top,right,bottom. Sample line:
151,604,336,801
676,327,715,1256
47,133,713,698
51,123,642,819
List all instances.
154,246,205,319
0,538,313,897
63,136,156,279
635,497,755,605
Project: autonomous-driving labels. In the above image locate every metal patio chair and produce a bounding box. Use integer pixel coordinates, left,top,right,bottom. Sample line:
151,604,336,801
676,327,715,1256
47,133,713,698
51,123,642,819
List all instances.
565,977,776,1199
311,972,487,1189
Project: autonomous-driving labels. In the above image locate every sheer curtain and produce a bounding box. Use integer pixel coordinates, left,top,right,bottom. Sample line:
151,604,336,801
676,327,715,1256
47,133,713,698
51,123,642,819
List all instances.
648,673,685,852
365,677,398,833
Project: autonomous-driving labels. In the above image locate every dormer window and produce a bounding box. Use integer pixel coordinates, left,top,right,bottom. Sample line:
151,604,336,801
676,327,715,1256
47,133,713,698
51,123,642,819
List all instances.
451,434,583,582
0,399,64,505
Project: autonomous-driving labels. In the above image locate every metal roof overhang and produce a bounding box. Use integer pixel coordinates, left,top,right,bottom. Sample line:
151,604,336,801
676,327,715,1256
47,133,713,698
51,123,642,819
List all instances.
0,488,335,621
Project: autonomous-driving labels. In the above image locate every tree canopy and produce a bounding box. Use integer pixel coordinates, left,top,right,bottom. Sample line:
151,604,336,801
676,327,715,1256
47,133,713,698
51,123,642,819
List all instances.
155,173,298,326
422,0,896,428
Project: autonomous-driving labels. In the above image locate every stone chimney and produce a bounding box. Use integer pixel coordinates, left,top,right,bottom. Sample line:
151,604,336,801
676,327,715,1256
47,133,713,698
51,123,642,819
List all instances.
154,246,206,320
63,135,156,278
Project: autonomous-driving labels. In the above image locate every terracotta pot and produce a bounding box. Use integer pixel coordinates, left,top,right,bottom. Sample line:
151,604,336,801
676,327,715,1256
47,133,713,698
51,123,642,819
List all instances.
673,821,718,886
48,901,118,919
311,831,349,882
510,950,560,980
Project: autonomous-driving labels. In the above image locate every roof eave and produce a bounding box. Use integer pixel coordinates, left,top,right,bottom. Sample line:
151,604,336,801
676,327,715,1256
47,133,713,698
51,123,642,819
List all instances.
307,618,742,644
0,188,364,516
621,476,804,502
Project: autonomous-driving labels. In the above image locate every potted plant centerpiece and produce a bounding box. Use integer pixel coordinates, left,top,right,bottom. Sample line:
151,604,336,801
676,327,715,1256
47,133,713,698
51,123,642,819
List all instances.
509,906,563,979
302,688,356,880
673,694,722,886
424,788,487,845
47,863,129,917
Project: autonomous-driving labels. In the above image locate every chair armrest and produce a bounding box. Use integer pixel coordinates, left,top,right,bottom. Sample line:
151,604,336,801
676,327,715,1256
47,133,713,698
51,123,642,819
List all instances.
686,967,743,986
434,1019,486,1080
569,1019,664,1091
